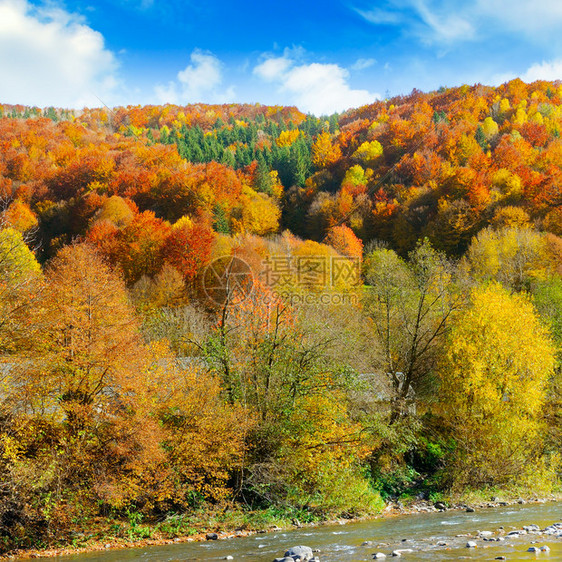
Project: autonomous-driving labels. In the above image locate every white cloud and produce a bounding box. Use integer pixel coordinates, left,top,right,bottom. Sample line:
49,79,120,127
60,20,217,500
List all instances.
0,0,119,107
354,1,474,44
254,57,293,81
476,0,562,36
355,0,562,44
155,49,235,104
355,6,403,25
490,59,562,87
522,59,562,82
254,54,379,115
412,0,474,43
352,58,376,71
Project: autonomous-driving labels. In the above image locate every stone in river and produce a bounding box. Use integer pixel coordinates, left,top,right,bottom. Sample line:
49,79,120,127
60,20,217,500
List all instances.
466,541,478,548
206,532,219,540
284,545,314,561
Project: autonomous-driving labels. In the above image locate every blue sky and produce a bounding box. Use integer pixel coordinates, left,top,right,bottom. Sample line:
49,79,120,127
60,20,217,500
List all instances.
1,0,562,114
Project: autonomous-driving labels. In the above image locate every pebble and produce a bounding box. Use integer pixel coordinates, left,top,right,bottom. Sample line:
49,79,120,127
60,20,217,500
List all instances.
524,524,540,532
372,554,386,560
391,548,413,556
466,541,478,548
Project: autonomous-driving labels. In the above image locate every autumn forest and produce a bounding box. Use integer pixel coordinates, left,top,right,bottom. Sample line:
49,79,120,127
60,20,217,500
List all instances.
2,78,562,553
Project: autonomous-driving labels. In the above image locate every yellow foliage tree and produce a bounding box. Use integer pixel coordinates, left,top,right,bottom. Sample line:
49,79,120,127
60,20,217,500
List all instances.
438,283,556,489
352,140,383,165
232,187,280,236
530,111,544,125
343,164,371,186
490,206,530,229
3,243,167,518
157,365,251,503
276,129,301,147
2,200,38,233
499,98,511,114
173,214,194,231
465,226,553,291
543,207,562,236
312,132,342,168
482,116,499,139
490,168,523,201
279,394,381,514
0,227,41,355
25,244,154,420
514,106,527,125
93,195,135,228
454,134,481,165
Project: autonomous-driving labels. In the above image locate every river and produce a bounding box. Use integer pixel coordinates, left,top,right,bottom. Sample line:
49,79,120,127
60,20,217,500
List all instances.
32,501,562,561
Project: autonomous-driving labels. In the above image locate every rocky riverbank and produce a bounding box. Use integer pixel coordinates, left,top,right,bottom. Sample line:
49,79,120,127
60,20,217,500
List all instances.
382,494,559,516
270,508,562,561
4,495,561,560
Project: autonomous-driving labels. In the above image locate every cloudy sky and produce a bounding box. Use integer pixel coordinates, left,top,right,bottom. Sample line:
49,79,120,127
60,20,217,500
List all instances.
1,0,562,115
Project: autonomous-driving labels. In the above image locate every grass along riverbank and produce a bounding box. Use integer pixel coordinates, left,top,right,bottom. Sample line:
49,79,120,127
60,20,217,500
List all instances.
6,492,562,560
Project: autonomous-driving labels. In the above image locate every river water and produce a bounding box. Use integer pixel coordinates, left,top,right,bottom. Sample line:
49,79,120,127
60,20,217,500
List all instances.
34,501,562,561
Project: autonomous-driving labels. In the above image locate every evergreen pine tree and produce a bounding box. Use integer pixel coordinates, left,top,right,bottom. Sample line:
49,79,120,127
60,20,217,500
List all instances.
475,125,488,150
254,155,274,195
213,204,230,234
220,149,236,168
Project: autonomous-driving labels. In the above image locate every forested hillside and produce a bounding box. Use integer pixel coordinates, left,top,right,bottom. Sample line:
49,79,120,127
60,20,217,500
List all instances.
2,79,562,554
